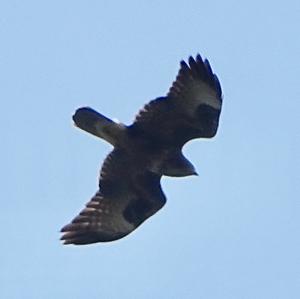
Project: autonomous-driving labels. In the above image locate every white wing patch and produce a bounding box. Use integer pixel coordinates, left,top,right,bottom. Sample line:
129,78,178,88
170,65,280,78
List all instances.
182,81,221,116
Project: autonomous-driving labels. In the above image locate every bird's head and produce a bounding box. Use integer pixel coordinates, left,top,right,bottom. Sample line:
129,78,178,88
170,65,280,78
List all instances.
175,158,198,177
161,152,198,177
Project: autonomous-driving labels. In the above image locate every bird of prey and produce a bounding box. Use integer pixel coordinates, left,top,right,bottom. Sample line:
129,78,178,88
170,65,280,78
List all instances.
61,54,222,245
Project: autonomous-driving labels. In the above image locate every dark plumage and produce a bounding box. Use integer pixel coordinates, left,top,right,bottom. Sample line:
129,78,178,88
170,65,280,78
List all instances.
61,54,222,245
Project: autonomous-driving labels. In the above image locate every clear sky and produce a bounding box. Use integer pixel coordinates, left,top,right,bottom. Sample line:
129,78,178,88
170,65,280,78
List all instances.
1,1,299,298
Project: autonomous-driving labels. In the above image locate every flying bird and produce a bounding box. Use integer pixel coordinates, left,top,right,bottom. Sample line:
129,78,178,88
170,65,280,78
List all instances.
61,54,222,245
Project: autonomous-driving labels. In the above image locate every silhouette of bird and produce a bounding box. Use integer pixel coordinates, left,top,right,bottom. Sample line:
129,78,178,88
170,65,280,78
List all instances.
61,54,222,245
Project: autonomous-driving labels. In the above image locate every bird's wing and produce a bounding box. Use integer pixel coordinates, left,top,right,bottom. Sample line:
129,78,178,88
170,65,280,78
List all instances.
130,54,222,146
60,149,166,245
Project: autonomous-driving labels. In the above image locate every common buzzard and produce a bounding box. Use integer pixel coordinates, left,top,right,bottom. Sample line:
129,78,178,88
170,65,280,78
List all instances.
61,54,222,245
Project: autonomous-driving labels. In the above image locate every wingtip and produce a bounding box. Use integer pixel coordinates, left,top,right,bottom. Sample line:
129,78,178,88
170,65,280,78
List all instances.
180,60,189,70
60,233,71,245
61,239,73,245
188,55,197,67
196,53,203,62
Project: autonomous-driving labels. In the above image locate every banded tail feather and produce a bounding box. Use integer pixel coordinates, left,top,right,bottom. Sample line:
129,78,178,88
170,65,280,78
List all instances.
73,107,126,146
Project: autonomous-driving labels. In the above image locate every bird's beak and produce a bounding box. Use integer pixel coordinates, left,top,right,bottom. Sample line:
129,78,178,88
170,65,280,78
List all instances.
193,171,199,176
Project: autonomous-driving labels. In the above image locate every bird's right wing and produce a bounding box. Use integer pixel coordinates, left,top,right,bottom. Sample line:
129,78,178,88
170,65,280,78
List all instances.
130,54,222,147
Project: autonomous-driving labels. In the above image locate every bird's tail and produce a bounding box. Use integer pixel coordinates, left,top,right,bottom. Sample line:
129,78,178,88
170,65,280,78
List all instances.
72,107,126,146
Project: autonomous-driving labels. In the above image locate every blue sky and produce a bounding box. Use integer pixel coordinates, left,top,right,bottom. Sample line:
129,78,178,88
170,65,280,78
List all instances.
1,1,299,298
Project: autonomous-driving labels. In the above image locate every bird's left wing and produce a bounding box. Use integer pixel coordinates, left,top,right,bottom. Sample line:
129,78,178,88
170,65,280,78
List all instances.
60,149,166,245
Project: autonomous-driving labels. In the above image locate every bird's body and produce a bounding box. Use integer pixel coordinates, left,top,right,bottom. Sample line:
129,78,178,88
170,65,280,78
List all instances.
61,54,223,245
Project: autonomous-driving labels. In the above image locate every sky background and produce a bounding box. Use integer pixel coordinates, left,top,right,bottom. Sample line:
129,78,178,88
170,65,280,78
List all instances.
1,1,299,298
